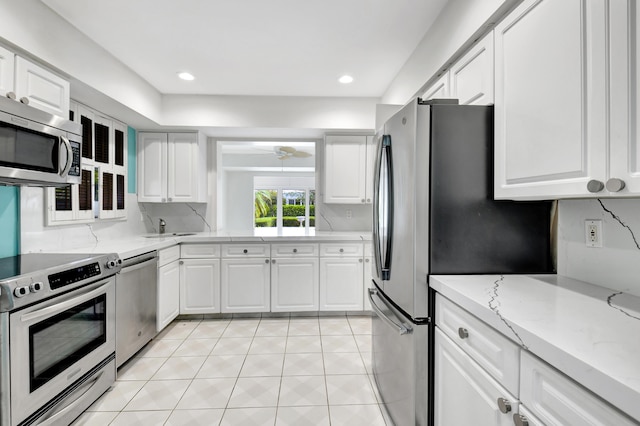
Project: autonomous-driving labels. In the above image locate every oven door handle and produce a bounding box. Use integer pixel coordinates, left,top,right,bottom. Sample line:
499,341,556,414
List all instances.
20,280,111,325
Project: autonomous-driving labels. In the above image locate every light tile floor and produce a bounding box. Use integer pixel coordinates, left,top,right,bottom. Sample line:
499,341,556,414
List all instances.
74,315,387,425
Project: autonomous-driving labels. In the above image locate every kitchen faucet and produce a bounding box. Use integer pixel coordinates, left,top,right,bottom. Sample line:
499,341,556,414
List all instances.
159,218,166,234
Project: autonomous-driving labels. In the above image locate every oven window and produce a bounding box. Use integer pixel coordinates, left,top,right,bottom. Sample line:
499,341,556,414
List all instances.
29,295,107,392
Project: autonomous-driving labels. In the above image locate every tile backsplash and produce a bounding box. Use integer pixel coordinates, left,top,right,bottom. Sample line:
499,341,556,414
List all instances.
558,198,640,297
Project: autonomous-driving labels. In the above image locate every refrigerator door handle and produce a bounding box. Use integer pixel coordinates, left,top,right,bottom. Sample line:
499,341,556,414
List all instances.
368,288,412,335
373,134,394,281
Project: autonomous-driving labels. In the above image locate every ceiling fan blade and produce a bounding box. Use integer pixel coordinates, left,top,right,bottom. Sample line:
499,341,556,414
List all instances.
278,155,290,160
292,151,312,158
279,146,296,154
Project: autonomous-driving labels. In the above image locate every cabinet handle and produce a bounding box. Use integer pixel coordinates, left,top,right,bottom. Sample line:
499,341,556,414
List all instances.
339,248,344,253
179,261,184,265
513,414,529,426
361,198,365,203
19,96,29,105
168,197,172,202
497,398,512,414
266,259,270,264
587,180,604,193
366,198,371,203
458,327,469,339
161,198,166,202
359,258,363,263
293,248,297,253
6,91,16,100
243,249,248,254
606,178,626,192
365,258,370,263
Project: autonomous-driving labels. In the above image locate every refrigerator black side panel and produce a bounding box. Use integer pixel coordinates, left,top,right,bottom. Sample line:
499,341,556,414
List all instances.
429,105,553,274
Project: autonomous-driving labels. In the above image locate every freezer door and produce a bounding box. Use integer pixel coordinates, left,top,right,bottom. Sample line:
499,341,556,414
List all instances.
369,286,429,426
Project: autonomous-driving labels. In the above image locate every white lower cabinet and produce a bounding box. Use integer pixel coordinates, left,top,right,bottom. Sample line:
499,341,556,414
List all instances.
180,259,221,314
157,246,181,332
157,259,180,332
319,257,364,311
221,258,271,313
271,257,319,312
520,352,637,426
435,328,519,426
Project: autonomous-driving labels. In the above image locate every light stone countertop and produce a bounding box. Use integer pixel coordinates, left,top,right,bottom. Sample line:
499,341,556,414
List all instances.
430,274,640,422
52,230,372,259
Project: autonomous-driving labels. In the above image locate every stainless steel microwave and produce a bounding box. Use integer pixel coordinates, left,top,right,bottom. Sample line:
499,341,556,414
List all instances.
0,95,81,187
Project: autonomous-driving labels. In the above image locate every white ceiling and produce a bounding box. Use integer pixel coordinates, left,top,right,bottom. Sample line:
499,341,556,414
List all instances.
41,0,448,98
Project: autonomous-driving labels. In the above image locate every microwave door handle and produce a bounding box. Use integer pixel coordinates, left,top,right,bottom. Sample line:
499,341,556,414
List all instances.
59,135,73,177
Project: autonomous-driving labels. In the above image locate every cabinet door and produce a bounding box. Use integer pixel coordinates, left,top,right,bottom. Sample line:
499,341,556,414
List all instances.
138,133,168,202
271,257,319,312
435,328,519,426
319,257,364,310
324,135,367,204
167,133,199,202
450,32,494,105
112,121,127,218
364,136,375,204
363,256,373,311
520,352,637,426
221,258,270,313
609,1,640,194
158,260,180,332
14,56,70,118
494,0,607,199
180,259,221,314
422,72,450,100
0,46,14,98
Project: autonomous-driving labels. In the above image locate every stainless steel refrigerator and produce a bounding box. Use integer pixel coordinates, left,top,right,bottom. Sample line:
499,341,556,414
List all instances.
369,99,553,426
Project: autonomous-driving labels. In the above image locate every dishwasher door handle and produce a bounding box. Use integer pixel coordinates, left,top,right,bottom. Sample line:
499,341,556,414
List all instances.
368,288,412,335
120,257,158,273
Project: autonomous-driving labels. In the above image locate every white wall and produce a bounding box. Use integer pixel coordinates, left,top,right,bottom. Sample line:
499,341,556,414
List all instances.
558,199,640,298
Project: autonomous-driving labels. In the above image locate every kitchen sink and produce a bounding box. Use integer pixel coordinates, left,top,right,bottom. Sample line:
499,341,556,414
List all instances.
143,232,196,238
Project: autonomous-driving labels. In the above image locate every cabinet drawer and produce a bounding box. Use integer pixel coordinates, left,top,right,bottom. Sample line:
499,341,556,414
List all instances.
320,243,363,257
520,352,637,426
271,243,319,258
158,245,180,266
436,294,520,395
181,243,221,258
222,244,270,258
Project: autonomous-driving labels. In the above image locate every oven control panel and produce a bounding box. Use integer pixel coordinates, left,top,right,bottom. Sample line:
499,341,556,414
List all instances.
49,262,101,290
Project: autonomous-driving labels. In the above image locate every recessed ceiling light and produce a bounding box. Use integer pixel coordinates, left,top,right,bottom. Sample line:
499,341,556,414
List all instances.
177,72,195,81
338,75,354,84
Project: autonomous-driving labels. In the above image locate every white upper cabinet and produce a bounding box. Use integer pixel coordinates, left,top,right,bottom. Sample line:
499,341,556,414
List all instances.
422,72,451,100
14,56,70,118
324,134,372,204
450,32,494,105
0,45,14,98
138,132,208,203
493,0,640,199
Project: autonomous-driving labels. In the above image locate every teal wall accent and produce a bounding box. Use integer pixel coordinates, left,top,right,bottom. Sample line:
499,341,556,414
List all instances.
128,126,136,194
0,187,19,258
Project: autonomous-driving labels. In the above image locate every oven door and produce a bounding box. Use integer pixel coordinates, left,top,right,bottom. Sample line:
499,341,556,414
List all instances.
9,278,115,425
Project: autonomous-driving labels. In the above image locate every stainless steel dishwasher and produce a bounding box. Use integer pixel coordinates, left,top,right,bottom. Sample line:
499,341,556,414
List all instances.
116,252,158,367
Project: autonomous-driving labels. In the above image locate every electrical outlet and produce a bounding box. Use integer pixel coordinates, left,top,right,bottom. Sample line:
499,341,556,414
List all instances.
346,209,352,219
585,220,603,247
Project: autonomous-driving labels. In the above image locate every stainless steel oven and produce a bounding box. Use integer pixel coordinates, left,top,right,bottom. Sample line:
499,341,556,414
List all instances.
0,253,121,426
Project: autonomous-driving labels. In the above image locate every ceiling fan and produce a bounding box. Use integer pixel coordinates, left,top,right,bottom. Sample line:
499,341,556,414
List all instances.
274,146,313,160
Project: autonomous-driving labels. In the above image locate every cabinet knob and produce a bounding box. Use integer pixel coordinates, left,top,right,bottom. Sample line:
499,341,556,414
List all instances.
366,198,371,203
359,258,363,263
497,398,512,414
179,260,184,265
266,259,271,264
587,180,604,193
243,249,248,254
339,248,344,253
162,198,166,202
6,91,16,100
513,414,529,426
293,248,297,253
19,96,29,105
168,197,172,202
361,198,365,203
606,178,626,192
365,258,370,263
458,327,469,339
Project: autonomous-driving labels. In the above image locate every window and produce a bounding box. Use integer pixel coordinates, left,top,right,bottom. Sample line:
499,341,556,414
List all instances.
253,177,315,233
